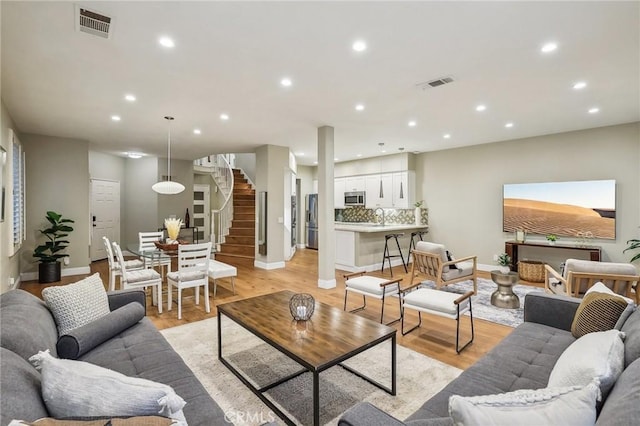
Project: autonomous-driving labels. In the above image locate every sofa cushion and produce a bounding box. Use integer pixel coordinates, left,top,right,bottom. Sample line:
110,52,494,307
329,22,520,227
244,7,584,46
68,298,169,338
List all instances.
29,349,186,422
0,290,59,359
548,329,625,400
406,322,575,420
448,382,599,426
10,417,174,426
620,307,640,367
78,318,225,425
42,273,110,336
0,347,49,425
57,302,145,360
596,357,640,425
571,291,629,338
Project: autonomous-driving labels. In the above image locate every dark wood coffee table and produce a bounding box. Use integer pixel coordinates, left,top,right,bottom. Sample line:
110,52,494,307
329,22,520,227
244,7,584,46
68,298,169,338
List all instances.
217,290,396,426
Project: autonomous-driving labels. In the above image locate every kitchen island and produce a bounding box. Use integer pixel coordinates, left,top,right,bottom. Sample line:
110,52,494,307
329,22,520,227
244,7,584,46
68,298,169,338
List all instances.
334,222,429,272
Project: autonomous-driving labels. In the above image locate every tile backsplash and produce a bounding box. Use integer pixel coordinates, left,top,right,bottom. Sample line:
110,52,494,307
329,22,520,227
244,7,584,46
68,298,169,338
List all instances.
336,206,428,225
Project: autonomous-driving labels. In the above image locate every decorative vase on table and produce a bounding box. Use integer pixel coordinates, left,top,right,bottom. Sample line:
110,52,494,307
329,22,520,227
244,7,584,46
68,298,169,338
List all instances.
184,208,190,229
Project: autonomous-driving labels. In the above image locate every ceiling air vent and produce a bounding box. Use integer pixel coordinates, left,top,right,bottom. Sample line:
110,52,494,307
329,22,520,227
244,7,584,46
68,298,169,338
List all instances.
416,76,455,90
76,6,113,39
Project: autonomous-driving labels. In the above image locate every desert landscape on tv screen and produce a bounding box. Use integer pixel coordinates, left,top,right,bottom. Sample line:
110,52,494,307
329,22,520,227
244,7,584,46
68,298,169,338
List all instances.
503,180,616,240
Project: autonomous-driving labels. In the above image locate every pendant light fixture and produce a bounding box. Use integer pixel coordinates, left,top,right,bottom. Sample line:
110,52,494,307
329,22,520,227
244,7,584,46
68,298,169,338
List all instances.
152,116,185,195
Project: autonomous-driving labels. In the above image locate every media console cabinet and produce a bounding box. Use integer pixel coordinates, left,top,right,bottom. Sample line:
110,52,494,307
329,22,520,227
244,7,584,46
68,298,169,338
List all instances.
504,240,601,271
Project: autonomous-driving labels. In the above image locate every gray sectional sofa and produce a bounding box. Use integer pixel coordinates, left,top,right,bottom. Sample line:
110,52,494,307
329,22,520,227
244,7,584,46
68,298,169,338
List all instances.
0,288,226,425
340,293,640,425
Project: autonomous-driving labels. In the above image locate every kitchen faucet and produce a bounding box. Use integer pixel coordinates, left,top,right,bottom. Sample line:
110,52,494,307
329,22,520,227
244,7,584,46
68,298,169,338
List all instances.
374,207,385,226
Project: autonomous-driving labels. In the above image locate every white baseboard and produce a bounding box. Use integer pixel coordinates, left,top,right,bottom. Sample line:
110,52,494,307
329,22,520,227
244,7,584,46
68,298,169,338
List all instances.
21,266,92,283
318,278,336,289
254,260,286,270
297,243,306,249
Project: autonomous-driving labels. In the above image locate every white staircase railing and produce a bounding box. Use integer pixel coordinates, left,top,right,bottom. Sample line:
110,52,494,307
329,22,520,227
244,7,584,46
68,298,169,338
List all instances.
194,155,234,251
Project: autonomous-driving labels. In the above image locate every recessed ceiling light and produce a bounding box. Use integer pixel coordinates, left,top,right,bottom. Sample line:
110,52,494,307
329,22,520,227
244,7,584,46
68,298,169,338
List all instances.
475,104,487,112
381,150,387,153
296,152,305,157
573,81,587,90
220,113,230,121
193,129,201,135
356,154,362,157
127,152,143,159
159,37,175,48
355,104,365,111
408,120,417,127
334,158,339,162
124,94,136,102
505,122,514,128
352,40,367,52
443,134,451,139
111,115,121,121
588,107,600,114
280,77,293,87
541,42,558,53
313,161,318,165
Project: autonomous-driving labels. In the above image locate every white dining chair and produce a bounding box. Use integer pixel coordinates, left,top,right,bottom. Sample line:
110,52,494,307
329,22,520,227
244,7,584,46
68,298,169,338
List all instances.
138,231,172,277
113,241,163,313
103,236,144,291
167,242,212,319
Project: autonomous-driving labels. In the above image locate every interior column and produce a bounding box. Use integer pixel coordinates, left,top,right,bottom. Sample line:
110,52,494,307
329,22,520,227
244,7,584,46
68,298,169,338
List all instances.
317,126,336,289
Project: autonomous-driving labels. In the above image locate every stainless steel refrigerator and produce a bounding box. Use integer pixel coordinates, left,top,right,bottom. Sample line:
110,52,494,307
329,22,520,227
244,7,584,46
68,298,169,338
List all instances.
305,193,318,250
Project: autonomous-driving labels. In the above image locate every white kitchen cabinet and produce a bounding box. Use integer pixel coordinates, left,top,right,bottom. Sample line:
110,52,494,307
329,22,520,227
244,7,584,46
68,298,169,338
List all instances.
344,176,365,192
334,177,346,208
391,171,415,208
365,174,392,207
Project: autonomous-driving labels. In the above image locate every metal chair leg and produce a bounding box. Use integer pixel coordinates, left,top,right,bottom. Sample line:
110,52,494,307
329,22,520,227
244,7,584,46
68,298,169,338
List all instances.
455,300,474,354
394,236,408,273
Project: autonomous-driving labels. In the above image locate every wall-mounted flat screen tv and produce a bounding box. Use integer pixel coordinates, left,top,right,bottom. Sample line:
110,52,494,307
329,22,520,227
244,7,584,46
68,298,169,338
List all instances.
503,179,616,240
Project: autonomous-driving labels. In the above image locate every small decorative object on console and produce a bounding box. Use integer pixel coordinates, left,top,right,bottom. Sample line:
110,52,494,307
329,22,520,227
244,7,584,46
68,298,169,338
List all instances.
289,293,315,321
515,229,526,243
546,234,558,245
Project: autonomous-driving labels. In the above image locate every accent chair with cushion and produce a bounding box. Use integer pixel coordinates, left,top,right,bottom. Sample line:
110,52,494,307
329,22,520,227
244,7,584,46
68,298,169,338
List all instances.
409,241,478,295
544,258,639,302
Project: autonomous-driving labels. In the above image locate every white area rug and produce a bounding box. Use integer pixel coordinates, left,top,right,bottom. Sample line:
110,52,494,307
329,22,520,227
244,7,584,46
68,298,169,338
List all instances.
420,278,545,327
161,317,461,426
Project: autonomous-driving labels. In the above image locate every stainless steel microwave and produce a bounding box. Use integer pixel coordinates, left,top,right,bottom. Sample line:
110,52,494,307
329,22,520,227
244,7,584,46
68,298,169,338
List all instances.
344,191,366,206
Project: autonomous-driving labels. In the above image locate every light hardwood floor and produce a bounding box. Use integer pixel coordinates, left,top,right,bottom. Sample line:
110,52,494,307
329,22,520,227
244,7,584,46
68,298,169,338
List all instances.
20,249,540,370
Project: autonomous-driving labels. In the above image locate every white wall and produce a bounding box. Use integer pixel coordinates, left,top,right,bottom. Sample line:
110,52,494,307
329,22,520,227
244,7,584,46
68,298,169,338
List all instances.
21,134,91,276
157,158,194,227
123,157,158,243
234,153,256,184
416,122,640,269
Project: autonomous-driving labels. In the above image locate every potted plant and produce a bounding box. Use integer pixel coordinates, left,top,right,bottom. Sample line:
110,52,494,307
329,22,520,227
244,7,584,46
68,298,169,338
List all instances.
546,234,558,245
33,211,75,283
414,200,424,225
497,253,511,273
624,239,640,263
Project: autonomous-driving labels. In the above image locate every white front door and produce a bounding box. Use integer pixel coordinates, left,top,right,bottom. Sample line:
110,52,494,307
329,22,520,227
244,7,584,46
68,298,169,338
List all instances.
193,184,210,243
90,179,120,261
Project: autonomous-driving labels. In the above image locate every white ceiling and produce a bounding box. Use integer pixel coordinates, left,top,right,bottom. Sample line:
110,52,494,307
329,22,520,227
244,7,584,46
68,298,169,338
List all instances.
2,1,639,166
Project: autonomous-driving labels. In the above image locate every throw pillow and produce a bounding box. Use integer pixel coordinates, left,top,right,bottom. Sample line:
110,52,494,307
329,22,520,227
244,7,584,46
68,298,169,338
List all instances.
446,250,458,270
571,282,635,338
28,350,186,424
548,329,625,399
42,273,110,336
448,382,599,426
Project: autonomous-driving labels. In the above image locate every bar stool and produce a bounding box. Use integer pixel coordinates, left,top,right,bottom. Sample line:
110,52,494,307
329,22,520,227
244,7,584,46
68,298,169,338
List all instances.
407,230,429,263
381,233,407,276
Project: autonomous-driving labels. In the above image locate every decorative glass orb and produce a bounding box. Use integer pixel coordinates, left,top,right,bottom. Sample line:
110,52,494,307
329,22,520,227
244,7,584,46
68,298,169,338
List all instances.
289,293,315,321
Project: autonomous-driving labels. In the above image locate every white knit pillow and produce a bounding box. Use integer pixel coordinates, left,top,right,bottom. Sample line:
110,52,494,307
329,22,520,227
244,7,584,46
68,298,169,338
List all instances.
29,350,186,424
42,273,110,336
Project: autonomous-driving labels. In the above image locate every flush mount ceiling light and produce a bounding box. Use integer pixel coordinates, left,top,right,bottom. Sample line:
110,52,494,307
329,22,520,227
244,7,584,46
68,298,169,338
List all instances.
159,36,175,48
152,116,185,195
541,42,558,53
280,77,293,87
127,152,143,159
352,40,367,52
